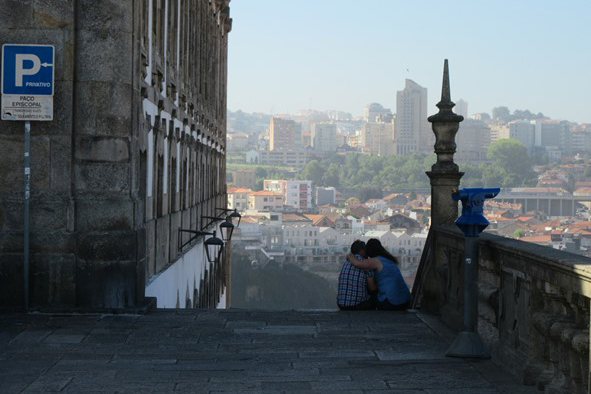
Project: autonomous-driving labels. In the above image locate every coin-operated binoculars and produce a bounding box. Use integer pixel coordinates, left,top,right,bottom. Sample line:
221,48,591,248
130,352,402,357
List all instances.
446,187,500,358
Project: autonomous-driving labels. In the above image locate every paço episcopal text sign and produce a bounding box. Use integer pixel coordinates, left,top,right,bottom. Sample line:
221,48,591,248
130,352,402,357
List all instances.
1,44,55,121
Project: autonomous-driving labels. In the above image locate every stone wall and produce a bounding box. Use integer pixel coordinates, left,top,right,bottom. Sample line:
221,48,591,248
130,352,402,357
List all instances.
419,225,590,393
0,0,231,310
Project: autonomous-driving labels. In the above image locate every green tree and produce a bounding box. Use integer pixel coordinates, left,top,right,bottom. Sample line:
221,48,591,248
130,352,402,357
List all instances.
299,160,324,185
492,106,510,120
322,163,341,188
460,164,484,187
255,167,267,179
531,148,549,166
513,228,526,238
358,186,382,202
346,197,360,205
486,139,535,186
481,165,505,187
422,154,437,170
289,151,496,192
255,178,264,191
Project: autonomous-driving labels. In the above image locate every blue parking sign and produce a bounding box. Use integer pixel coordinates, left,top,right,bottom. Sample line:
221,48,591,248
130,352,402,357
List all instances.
2,44,55,96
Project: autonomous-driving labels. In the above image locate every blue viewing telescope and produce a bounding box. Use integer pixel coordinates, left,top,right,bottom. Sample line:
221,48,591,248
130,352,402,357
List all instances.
447,187,500,358
452,188,500,237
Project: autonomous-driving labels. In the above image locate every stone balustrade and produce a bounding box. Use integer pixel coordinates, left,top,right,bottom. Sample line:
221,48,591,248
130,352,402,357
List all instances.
420,224,590,393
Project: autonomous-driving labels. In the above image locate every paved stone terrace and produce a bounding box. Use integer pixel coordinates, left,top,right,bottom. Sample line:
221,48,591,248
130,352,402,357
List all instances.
0,309,538,393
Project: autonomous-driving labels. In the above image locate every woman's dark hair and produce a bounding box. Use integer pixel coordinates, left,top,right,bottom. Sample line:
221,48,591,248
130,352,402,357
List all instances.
366,238,399,264
350,240,366,255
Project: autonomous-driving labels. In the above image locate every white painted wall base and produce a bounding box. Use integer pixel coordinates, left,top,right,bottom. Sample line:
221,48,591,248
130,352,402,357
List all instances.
145,241,226,309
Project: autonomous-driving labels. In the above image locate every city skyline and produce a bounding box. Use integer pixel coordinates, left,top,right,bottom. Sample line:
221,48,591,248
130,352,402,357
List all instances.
228,1,591,124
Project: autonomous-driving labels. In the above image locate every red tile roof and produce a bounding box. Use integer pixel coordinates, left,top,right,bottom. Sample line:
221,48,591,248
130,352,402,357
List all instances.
249,191,282,197
520,235,552,243
303,214,334,227
240,216,260,224
228,187,252,194
574,187,591,195
282,214,312,222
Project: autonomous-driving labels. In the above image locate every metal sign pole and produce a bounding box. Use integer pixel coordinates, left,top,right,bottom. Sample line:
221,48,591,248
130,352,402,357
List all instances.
2,44,54,311
23,120,31,310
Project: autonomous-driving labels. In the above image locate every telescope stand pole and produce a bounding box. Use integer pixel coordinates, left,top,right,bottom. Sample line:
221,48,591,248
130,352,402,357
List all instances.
446,235,490,358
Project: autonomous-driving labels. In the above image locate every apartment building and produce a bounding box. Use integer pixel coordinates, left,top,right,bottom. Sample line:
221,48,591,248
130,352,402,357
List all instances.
394,79,432,154
227,188,252,211
311,123,337,152
264,180,313,211
361,121,395,156
455,119,491,162
270,118,302,151
231,168,256,189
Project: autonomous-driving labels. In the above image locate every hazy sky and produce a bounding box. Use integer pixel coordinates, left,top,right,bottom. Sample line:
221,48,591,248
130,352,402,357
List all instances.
228,1,591,123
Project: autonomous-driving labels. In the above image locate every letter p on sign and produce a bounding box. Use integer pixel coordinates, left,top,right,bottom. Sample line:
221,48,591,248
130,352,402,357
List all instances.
15,54,41,87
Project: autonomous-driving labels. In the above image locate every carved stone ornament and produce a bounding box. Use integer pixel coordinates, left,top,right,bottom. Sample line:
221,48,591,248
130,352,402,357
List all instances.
428,59,464,172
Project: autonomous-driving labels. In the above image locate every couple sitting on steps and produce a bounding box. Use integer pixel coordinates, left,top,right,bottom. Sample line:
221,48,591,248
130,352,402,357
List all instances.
337,239,411,311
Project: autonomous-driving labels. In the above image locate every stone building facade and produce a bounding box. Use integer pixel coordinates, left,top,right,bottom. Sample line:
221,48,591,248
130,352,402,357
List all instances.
0,0,232,310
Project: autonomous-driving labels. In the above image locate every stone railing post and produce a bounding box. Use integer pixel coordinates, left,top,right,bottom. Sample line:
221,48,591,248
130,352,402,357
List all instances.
415,60,464,312
426,59,464,227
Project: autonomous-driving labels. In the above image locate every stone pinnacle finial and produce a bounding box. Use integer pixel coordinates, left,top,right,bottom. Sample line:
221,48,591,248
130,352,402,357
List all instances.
429,59,462,121
441,59,451,104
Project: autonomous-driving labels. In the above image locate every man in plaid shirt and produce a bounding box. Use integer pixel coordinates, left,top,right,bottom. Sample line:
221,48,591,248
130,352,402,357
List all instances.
337,240,377,310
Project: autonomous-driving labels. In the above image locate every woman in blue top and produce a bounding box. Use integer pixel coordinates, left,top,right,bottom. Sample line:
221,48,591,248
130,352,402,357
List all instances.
346,238,411,310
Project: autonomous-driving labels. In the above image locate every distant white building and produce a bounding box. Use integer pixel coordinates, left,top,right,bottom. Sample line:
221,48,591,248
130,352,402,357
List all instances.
365,198,387,211
318,227,356,254
508,120,535,153
362,220,390,232
233,215,263,246
362,230,398,250
361,121,395,156
227,187,251,211
346,215,364,235
394,230,428,271
282,224,320,253
455,99,468,119
227,133,250,151
311,123,337,152
571,131,591,154
361,230,428,273
394,79,431,154
362,103,392,123
456,119,491,163
249,150,310,167
318,227,340,246
248,191,284,212
264,180,313,211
